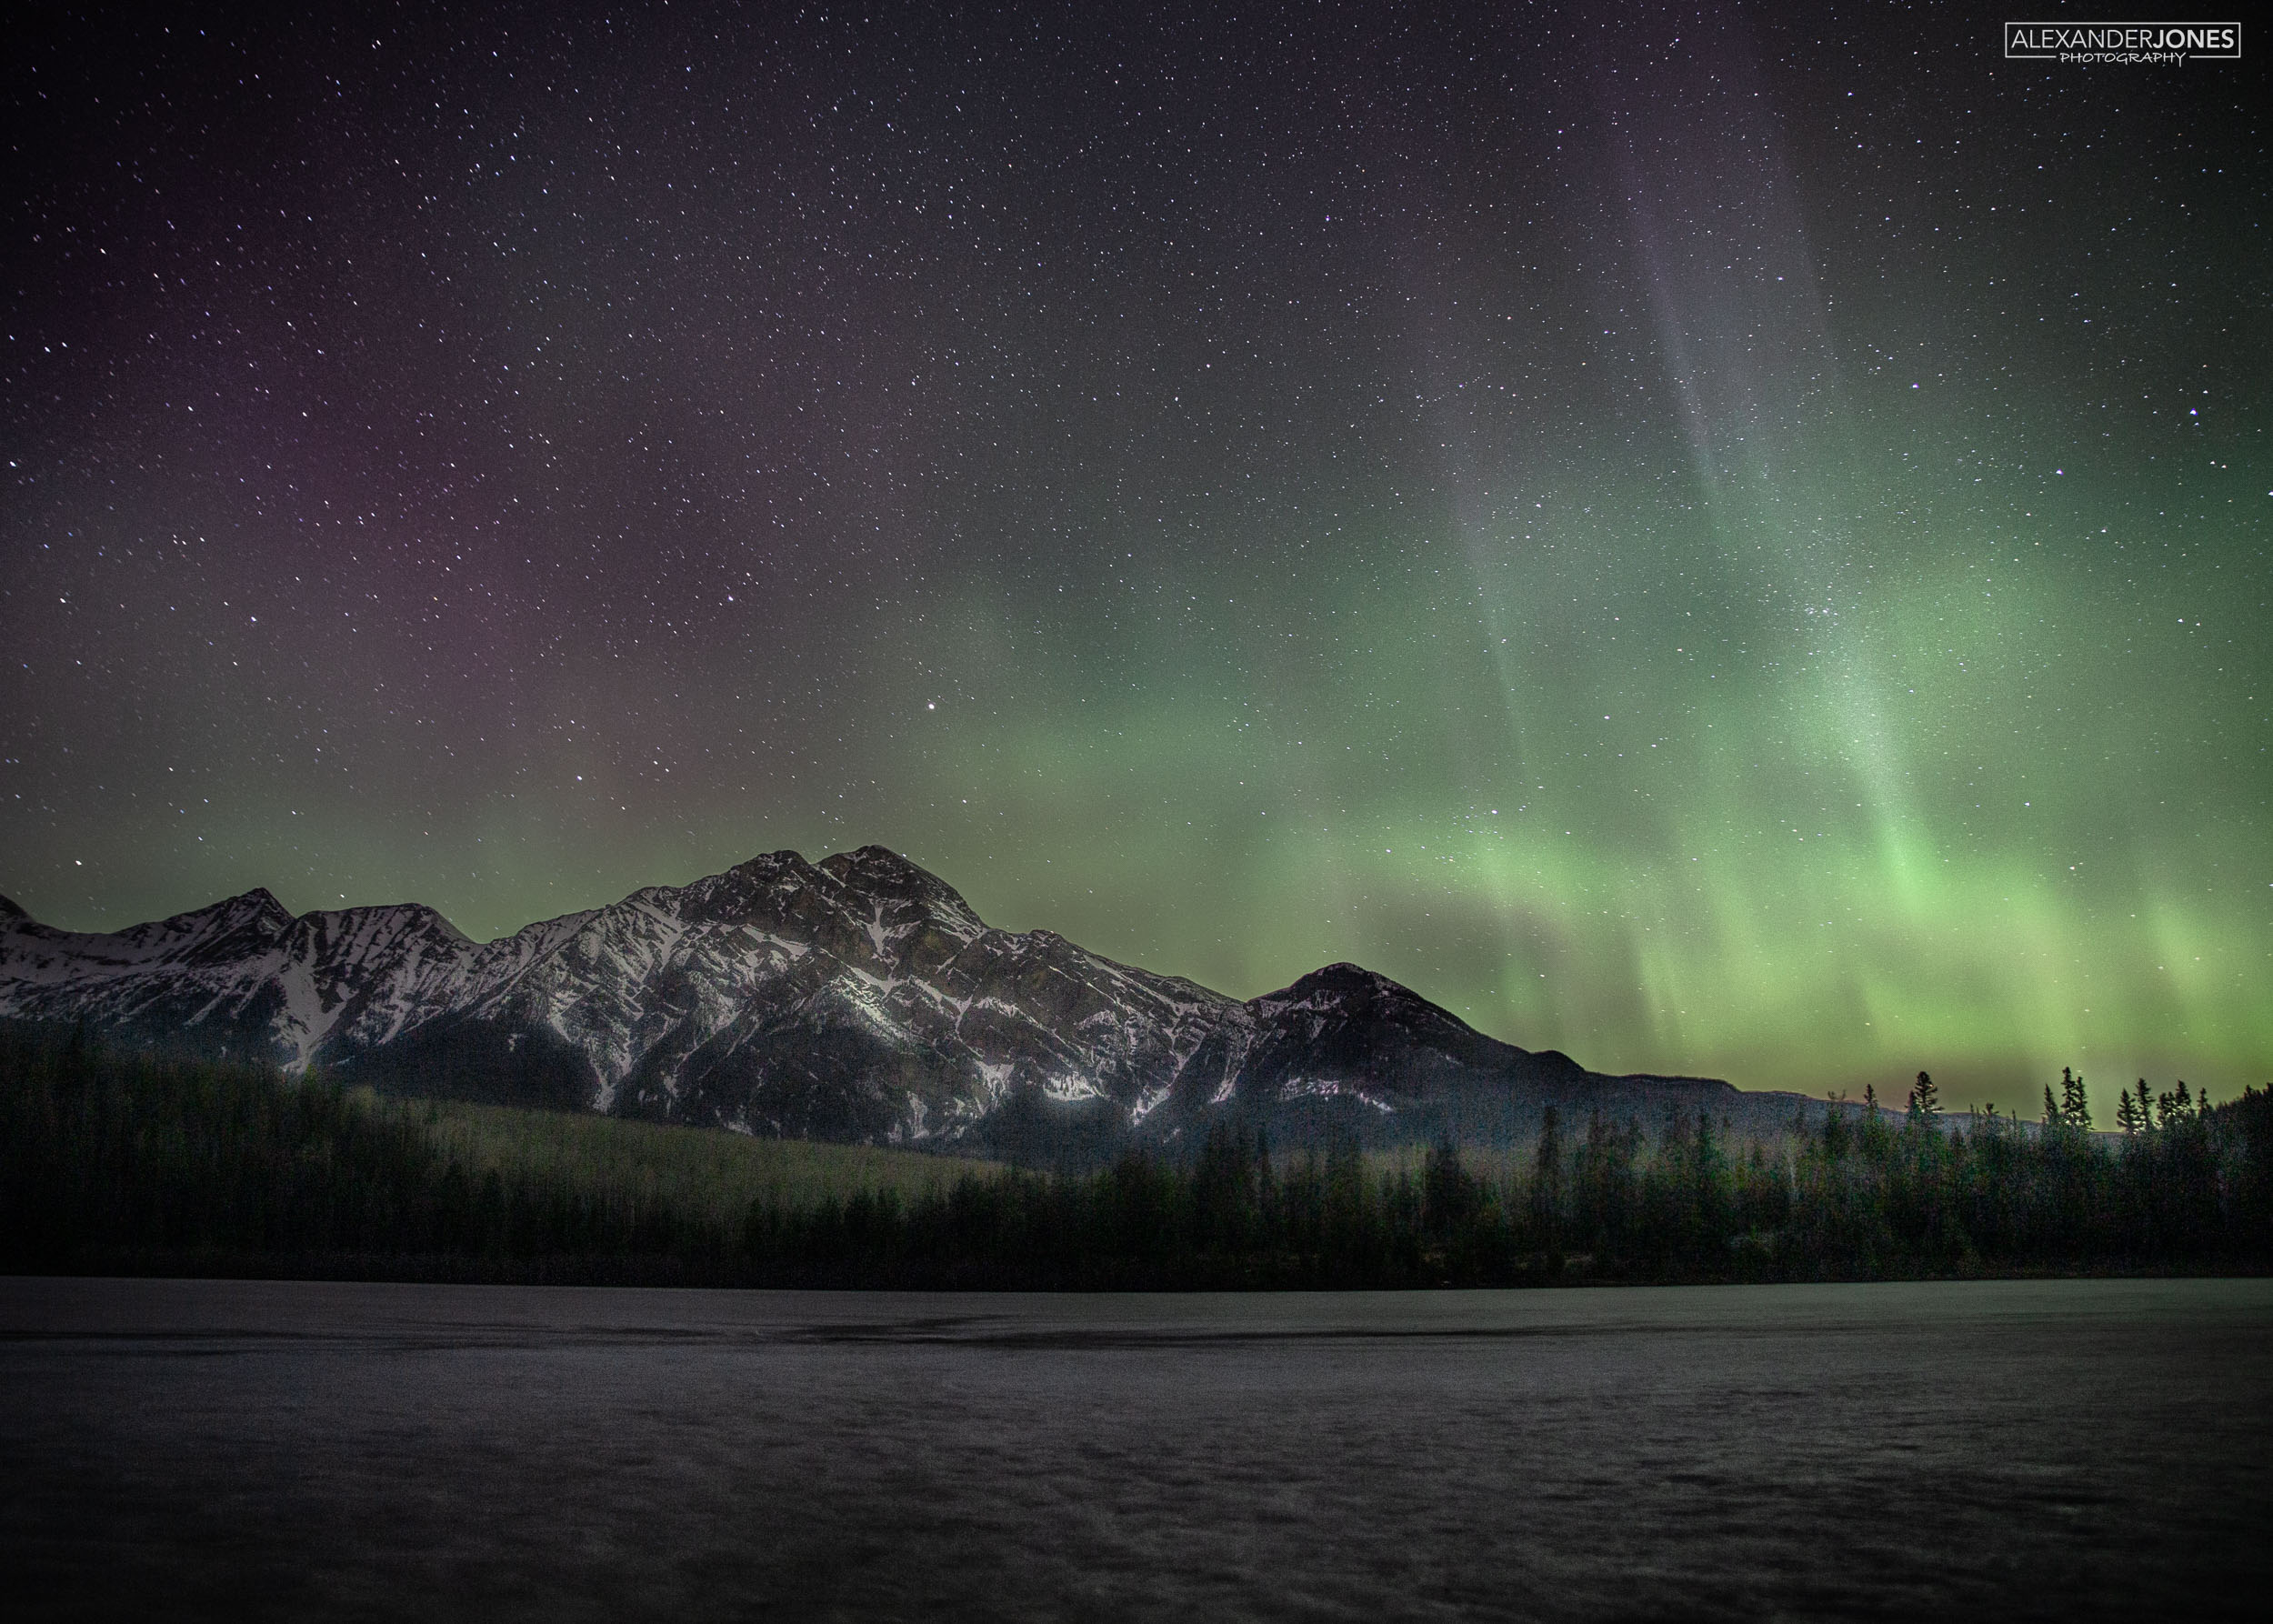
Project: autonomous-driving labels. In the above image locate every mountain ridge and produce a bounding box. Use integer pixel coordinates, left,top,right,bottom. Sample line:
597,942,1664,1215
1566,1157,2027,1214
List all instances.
0,847,1817,1158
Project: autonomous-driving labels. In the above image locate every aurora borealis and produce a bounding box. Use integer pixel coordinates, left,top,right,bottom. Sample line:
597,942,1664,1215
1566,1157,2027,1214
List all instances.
4,4,2266,1118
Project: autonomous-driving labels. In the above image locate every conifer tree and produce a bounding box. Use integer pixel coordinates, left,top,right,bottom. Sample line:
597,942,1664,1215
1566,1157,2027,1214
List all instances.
1423,1133,1474,1240
1822,1097,1851,1159
1531,1105,1564,1247
1909,1070,1940,1120
2060,1068,2090,1129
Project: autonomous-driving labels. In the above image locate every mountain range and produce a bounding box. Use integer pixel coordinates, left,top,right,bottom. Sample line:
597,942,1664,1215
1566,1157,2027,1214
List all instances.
0,846,1827,1159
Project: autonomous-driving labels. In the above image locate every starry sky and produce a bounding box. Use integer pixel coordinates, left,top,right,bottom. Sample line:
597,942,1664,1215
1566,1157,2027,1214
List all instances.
5,2,2267,1117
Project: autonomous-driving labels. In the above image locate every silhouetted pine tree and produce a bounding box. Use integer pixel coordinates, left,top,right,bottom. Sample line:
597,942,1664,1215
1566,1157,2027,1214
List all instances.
1529,1105,1565,1258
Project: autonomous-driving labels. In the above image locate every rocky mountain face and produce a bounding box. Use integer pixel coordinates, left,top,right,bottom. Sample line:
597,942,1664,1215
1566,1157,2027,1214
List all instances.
0,847,1814,1158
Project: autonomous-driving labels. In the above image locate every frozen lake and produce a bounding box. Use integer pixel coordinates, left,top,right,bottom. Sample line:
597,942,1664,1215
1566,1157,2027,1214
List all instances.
4,1276,2267,1619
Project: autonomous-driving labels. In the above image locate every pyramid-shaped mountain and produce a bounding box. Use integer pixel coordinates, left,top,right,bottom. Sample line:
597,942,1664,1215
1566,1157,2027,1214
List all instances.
0,846,1801,1158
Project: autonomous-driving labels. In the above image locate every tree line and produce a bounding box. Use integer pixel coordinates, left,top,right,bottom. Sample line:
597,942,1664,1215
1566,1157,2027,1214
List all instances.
3,1027,2267,1287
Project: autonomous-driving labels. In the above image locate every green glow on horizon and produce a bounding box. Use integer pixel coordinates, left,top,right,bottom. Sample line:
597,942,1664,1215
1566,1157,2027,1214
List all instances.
17,413,2260,1128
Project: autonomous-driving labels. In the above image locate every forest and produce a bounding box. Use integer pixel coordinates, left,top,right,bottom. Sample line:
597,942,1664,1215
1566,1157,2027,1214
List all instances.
3,1025,2267,1288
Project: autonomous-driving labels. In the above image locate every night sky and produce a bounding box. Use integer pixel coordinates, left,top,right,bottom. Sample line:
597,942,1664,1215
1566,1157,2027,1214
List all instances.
5,3,2267,1117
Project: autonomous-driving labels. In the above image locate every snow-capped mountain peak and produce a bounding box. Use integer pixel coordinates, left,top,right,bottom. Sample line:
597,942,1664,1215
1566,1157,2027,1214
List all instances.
1,847,1770,1156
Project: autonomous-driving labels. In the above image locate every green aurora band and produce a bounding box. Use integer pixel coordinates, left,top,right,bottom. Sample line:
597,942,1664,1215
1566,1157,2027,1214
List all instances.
877,420,2267,1116
15,266,2266,1125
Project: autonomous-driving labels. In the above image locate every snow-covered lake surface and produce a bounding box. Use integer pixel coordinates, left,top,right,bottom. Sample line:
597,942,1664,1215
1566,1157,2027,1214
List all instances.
5,1276,2267,1620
